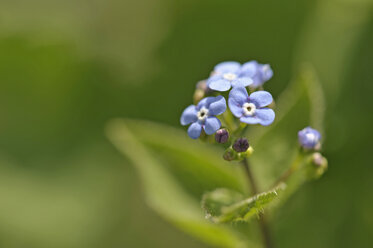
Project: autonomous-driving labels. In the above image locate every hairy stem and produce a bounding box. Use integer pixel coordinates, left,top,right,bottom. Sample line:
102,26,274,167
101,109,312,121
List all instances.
242,158,274,248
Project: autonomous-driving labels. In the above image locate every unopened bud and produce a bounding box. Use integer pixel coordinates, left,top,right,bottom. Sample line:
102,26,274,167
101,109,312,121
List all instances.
306,152,328,179
312,152,328,168
223,147,236,161
237,146,254,159
193,89,205,104
298,127,321,150
233,138,250,153
196,80,208,91
194,80,210,104
215,129,229,143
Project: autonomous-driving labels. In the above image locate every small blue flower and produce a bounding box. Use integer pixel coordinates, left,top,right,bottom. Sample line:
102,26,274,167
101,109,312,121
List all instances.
228,87,275,126
298,127,321,149
180,95,227,139
207,61,253,92
240,61,273,88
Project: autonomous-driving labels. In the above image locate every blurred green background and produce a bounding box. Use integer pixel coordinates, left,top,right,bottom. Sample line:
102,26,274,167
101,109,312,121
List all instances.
0,0,372,247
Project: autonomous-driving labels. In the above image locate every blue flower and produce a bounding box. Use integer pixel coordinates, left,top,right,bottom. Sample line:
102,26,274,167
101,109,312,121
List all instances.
240,61,273,88
228,87,275,126
180,95,227,139
207,61,253,92
298,127,321,149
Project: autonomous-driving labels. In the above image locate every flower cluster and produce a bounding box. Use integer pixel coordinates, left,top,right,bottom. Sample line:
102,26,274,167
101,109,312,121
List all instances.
179,60,327,177
181,60,275,141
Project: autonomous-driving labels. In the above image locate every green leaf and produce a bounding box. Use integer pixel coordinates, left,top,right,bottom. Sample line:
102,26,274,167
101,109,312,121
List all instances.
202,184,286,223
113,118,246,198
247,65,326,190
106,119,249,248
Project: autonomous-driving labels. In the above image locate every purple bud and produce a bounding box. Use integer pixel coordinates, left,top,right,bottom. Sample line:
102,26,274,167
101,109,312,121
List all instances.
298,127,321,150
215,129,229,143
233,138,249,152
223,149,235,161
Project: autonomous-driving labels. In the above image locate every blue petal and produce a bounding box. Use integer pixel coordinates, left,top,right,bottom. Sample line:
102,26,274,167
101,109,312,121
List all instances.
204,117,221,135
208,95,226,116
239,108,275,126
208,79,231,92
250,74,263,88
196,97,209,110
196,96,219,110
240,116,260,125
240,61,259,77
187,122,202,139
249,91,273,108
241,61,273,88
255,108,275,126
180,105,197,125
228,98,243,118
228,87,248,117
261,64,273,82
231,77,253,88
206,74,222,83
197,96,217,110
229,87,249,105
214,61,241,74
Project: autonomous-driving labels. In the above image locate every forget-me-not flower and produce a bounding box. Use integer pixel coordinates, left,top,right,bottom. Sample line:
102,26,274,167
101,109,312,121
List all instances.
180,95,226,139
228,87,275,126
207,61,253,92
298,127,321,149
240,61,273,88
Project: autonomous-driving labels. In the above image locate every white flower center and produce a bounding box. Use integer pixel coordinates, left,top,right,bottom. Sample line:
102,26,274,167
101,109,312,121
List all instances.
223,73,237,81
197,107,209,121
242,103,256,116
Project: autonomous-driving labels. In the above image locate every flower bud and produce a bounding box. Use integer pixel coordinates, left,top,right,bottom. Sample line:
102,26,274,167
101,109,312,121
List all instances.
194,80,211,104
311,152,328,168
237,146,254,159
196,80,208,91
298,127,321,150
215,129,229,143
193,89,205,105
233,138,250,153
223,147,236,161
306,152,328,179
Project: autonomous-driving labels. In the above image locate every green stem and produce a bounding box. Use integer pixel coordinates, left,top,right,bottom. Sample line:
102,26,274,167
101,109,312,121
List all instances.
271,151,304,188
242,158,274,248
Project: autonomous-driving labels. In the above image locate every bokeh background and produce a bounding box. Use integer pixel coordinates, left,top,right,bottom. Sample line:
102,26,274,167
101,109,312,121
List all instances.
0,0,372,247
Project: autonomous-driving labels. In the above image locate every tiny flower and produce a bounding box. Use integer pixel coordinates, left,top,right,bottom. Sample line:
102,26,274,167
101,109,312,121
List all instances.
207,61,253,92
298,127,321,149
240,61,273,88
233,138,249,152
180,96,227,139
215,128,229,143
228,87,275,126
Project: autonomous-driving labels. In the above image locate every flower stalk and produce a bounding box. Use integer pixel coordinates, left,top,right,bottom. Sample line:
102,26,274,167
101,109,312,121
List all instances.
242,158,273,248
